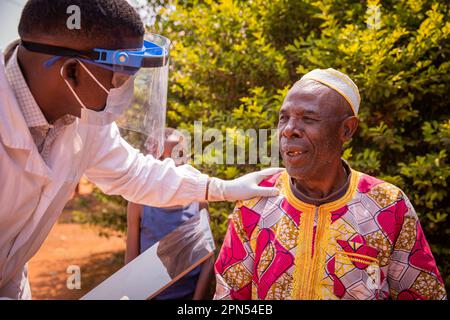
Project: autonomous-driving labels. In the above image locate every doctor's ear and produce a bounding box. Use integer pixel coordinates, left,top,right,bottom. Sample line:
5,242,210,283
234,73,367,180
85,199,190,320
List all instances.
60,59,79,84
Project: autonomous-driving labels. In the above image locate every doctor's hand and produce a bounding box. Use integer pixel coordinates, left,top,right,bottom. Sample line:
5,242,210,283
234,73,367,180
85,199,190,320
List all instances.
206,167,284,202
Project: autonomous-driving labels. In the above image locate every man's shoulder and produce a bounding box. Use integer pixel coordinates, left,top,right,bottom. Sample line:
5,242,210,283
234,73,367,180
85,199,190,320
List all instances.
236,169,286,210
258,170,285,188
230,170,286,240
356,170,407,205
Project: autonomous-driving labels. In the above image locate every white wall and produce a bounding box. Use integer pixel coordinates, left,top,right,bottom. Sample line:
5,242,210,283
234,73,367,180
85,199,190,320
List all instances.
0,0,27,49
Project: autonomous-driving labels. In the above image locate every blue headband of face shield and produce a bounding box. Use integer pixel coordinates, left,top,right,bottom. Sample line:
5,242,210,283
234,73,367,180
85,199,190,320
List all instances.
22,39,169,76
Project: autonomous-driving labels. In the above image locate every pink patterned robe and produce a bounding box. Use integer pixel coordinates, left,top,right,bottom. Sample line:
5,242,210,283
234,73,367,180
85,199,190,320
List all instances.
214,169,447,300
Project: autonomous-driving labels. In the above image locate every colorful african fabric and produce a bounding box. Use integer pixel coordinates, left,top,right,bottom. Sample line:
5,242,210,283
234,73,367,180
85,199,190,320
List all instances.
214,169,447,300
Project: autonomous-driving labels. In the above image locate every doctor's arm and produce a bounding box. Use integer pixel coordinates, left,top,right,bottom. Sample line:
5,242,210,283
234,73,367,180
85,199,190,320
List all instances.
84,123,208,207
84,124,281,208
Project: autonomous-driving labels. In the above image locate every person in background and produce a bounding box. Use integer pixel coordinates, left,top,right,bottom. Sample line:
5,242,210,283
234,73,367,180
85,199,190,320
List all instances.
126,128,214,300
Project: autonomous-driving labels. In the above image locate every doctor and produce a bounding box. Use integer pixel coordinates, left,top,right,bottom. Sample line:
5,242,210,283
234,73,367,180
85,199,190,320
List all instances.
0,0,280,299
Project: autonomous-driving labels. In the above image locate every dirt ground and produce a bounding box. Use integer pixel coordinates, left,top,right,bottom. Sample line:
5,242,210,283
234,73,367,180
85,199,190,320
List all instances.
28,179,127,300
28,222,126,300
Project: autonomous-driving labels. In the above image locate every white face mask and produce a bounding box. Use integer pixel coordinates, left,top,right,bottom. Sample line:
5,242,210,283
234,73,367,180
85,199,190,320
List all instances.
61,60,134,126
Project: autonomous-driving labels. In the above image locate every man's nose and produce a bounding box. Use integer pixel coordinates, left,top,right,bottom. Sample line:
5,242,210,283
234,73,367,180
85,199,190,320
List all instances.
281,118,303,138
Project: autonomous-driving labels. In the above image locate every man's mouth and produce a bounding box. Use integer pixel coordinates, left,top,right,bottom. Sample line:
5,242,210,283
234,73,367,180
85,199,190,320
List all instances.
282,146,308,159
286,150,304,156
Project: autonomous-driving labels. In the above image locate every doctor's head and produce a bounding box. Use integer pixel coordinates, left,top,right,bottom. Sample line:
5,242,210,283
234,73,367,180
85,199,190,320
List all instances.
16,0,145,122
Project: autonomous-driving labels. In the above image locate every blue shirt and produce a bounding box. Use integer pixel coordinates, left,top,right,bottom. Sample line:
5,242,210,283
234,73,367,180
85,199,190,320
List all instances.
140,202,201,300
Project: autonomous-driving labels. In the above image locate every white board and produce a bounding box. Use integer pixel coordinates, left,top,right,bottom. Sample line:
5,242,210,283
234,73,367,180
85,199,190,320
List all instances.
81,209,215,300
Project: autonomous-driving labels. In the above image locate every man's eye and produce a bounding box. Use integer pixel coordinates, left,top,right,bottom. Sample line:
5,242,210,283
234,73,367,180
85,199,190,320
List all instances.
303,117,318,123
279,115,289,122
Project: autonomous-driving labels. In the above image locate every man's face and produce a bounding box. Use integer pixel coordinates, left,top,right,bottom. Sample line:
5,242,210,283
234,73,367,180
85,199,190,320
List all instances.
278,80,353,181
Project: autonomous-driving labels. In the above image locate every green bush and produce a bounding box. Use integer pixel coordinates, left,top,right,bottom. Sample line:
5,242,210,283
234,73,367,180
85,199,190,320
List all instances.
86,0,450,292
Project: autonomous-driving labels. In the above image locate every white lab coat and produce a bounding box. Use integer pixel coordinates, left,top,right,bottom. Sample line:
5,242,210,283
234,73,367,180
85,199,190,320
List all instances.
0,53,208,299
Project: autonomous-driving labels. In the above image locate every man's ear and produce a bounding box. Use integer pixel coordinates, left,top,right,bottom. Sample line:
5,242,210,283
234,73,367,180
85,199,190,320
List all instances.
60,58,79,86
341,116,359,142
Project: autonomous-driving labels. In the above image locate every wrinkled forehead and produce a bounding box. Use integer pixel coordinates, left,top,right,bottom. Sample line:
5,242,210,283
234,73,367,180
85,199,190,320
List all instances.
281,79,348,117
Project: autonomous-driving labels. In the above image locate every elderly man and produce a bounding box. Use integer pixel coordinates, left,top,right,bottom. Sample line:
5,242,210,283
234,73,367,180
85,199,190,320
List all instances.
214,69,447,300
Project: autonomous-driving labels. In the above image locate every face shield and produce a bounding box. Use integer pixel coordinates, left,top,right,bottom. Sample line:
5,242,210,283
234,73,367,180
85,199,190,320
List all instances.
23,33,170,158
106,34,170,159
